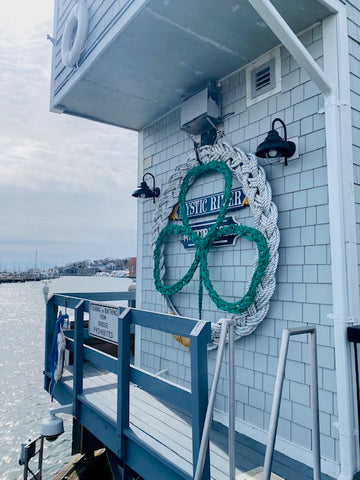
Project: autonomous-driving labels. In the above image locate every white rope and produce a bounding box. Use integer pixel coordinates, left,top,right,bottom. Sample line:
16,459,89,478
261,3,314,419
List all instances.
151,141,279,347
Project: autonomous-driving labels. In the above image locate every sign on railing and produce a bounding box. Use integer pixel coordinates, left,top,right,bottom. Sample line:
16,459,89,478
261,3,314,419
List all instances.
89,303,119,343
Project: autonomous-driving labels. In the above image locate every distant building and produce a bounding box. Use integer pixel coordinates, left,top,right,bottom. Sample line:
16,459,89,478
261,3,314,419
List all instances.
128,257,136,278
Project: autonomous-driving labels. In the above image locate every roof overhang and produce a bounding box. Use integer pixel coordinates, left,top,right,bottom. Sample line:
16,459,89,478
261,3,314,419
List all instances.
51,0,334,130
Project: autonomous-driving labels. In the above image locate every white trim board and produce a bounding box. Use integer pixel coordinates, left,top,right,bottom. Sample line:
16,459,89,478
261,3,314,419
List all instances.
322,7,360,479
134,129,144,368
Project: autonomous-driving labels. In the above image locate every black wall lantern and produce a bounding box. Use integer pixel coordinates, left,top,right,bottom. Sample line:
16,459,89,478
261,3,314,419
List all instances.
255,118,296,166
132,172,160,203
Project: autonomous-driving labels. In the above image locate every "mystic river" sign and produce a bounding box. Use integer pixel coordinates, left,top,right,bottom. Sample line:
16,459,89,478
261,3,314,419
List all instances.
174,187,248,220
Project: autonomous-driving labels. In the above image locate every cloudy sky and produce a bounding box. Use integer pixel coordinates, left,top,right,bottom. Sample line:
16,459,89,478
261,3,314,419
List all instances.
0,1,138,270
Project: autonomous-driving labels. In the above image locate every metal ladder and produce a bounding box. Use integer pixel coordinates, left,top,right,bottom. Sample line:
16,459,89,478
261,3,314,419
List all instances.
19,436,44,480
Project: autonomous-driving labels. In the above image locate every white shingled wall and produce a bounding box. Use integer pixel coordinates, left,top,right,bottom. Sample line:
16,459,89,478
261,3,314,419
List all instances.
137,24,341,477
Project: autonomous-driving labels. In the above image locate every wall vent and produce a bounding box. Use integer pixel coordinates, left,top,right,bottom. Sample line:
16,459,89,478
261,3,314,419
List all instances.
246,49,281,106
252,60,274,96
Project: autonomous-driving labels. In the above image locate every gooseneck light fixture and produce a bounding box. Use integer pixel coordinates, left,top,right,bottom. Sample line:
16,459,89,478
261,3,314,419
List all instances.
132,172,160,203
255,118,296,166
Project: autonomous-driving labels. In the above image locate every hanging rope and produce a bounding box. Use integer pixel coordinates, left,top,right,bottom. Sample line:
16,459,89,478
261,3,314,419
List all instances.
151,141,280,347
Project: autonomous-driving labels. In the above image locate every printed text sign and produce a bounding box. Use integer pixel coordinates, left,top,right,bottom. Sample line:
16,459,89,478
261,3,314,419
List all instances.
89,303,119,344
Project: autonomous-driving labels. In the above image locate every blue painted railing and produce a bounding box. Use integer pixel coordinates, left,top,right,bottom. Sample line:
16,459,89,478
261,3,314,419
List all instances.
44,292,211,480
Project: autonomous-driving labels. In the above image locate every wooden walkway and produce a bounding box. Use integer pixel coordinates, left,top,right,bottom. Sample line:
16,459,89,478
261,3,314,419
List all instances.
46,298,335,480
61,363,334,480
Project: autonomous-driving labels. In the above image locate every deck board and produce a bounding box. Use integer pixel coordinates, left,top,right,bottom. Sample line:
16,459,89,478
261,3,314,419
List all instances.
61,363,335,480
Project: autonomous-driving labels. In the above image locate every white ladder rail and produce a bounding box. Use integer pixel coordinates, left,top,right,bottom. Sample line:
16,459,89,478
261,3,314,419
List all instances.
194,319,236,480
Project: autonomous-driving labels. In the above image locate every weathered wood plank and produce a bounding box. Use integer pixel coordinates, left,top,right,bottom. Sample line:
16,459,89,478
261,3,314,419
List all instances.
59,363,334,480
52,450,112,480
130,366,191,411
127,424,193,475
63,365,245,478
130,401,192,461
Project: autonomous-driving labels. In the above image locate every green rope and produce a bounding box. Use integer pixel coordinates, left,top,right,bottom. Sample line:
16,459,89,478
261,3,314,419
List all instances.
153,160,269,319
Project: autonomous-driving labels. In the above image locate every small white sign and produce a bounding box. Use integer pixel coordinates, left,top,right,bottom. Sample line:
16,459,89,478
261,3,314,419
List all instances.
89,303,119,344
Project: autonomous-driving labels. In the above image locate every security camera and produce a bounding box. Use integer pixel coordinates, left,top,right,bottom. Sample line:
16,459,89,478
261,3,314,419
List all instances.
40,403,72,442
40,411,64,442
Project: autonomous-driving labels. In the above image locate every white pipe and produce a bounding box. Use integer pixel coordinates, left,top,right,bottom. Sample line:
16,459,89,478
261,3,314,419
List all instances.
228,322,235,480
310,329,321,480
263,329,290,479
246,1,359,477
134,130,144,368
323,10,360,479
248,0,332,95
194,320,229,480
263,328,321,480
49,403,73,416
43,282,49,304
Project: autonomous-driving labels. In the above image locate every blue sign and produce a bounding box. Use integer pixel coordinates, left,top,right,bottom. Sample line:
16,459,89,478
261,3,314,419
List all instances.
181,216,240,249
172,187,248,220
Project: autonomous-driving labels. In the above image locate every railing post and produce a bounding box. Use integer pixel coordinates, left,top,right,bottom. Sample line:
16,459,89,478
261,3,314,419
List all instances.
310,328,321,480
191,321,211,480
228,321,236,480
263,327,320,480
44,295,57,392
262,329,290,480
117,308,132,459
127,285,136,308
73,300,85,419
194,320,229,480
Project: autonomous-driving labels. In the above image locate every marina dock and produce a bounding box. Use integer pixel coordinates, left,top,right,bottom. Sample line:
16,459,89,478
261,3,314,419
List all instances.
0,272,58,283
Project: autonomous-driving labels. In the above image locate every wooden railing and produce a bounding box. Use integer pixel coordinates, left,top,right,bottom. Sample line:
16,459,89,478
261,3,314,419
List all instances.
44,292,211,480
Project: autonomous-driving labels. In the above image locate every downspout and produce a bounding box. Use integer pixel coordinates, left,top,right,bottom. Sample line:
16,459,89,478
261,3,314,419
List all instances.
134,130,144,368
248,1,359,478
323,11,360,479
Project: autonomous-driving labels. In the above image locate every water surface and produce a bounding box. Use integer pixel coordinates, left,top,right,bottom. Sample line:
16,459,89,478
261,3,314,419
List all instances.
0,276,133,479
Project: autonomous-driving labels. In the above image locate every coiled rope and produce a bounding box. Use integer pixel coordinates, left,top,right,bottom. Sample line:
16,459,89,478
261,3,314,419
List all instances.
154,161,269,319
151,142,279,347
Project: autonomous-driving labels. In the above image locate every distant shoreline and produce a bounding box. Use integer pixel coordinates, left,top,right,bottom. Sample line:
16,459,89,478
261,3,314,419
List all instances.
0,273,136,284
0,272,59,284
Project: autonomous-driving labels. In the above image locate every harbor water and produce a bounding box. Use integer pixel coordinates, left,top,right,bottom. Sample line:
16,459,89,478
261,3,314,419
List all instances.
0,276,133,480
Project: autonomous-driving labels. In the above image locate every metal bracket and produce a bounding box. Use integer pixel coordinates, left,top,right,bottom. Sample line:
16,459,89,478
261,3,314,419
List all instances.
49,403,73,416
328,313,358,325
333,421,358,438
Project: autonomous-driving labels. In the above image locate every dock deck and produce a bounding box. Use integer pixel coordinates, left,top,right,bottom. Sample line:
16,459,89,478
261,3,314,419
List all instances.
45,293,334,480
59,362,332,480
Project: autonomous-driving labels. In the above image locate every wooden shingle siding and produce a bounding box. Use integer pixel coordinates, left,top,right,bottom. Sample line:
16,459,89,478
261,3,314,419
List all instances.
138,22,341,477
52,0,133,98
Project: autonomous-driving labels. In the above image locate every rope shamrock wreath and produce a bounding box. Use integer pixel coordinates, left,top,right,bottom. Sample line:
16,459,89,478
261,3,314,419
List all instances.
151,142,279,347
